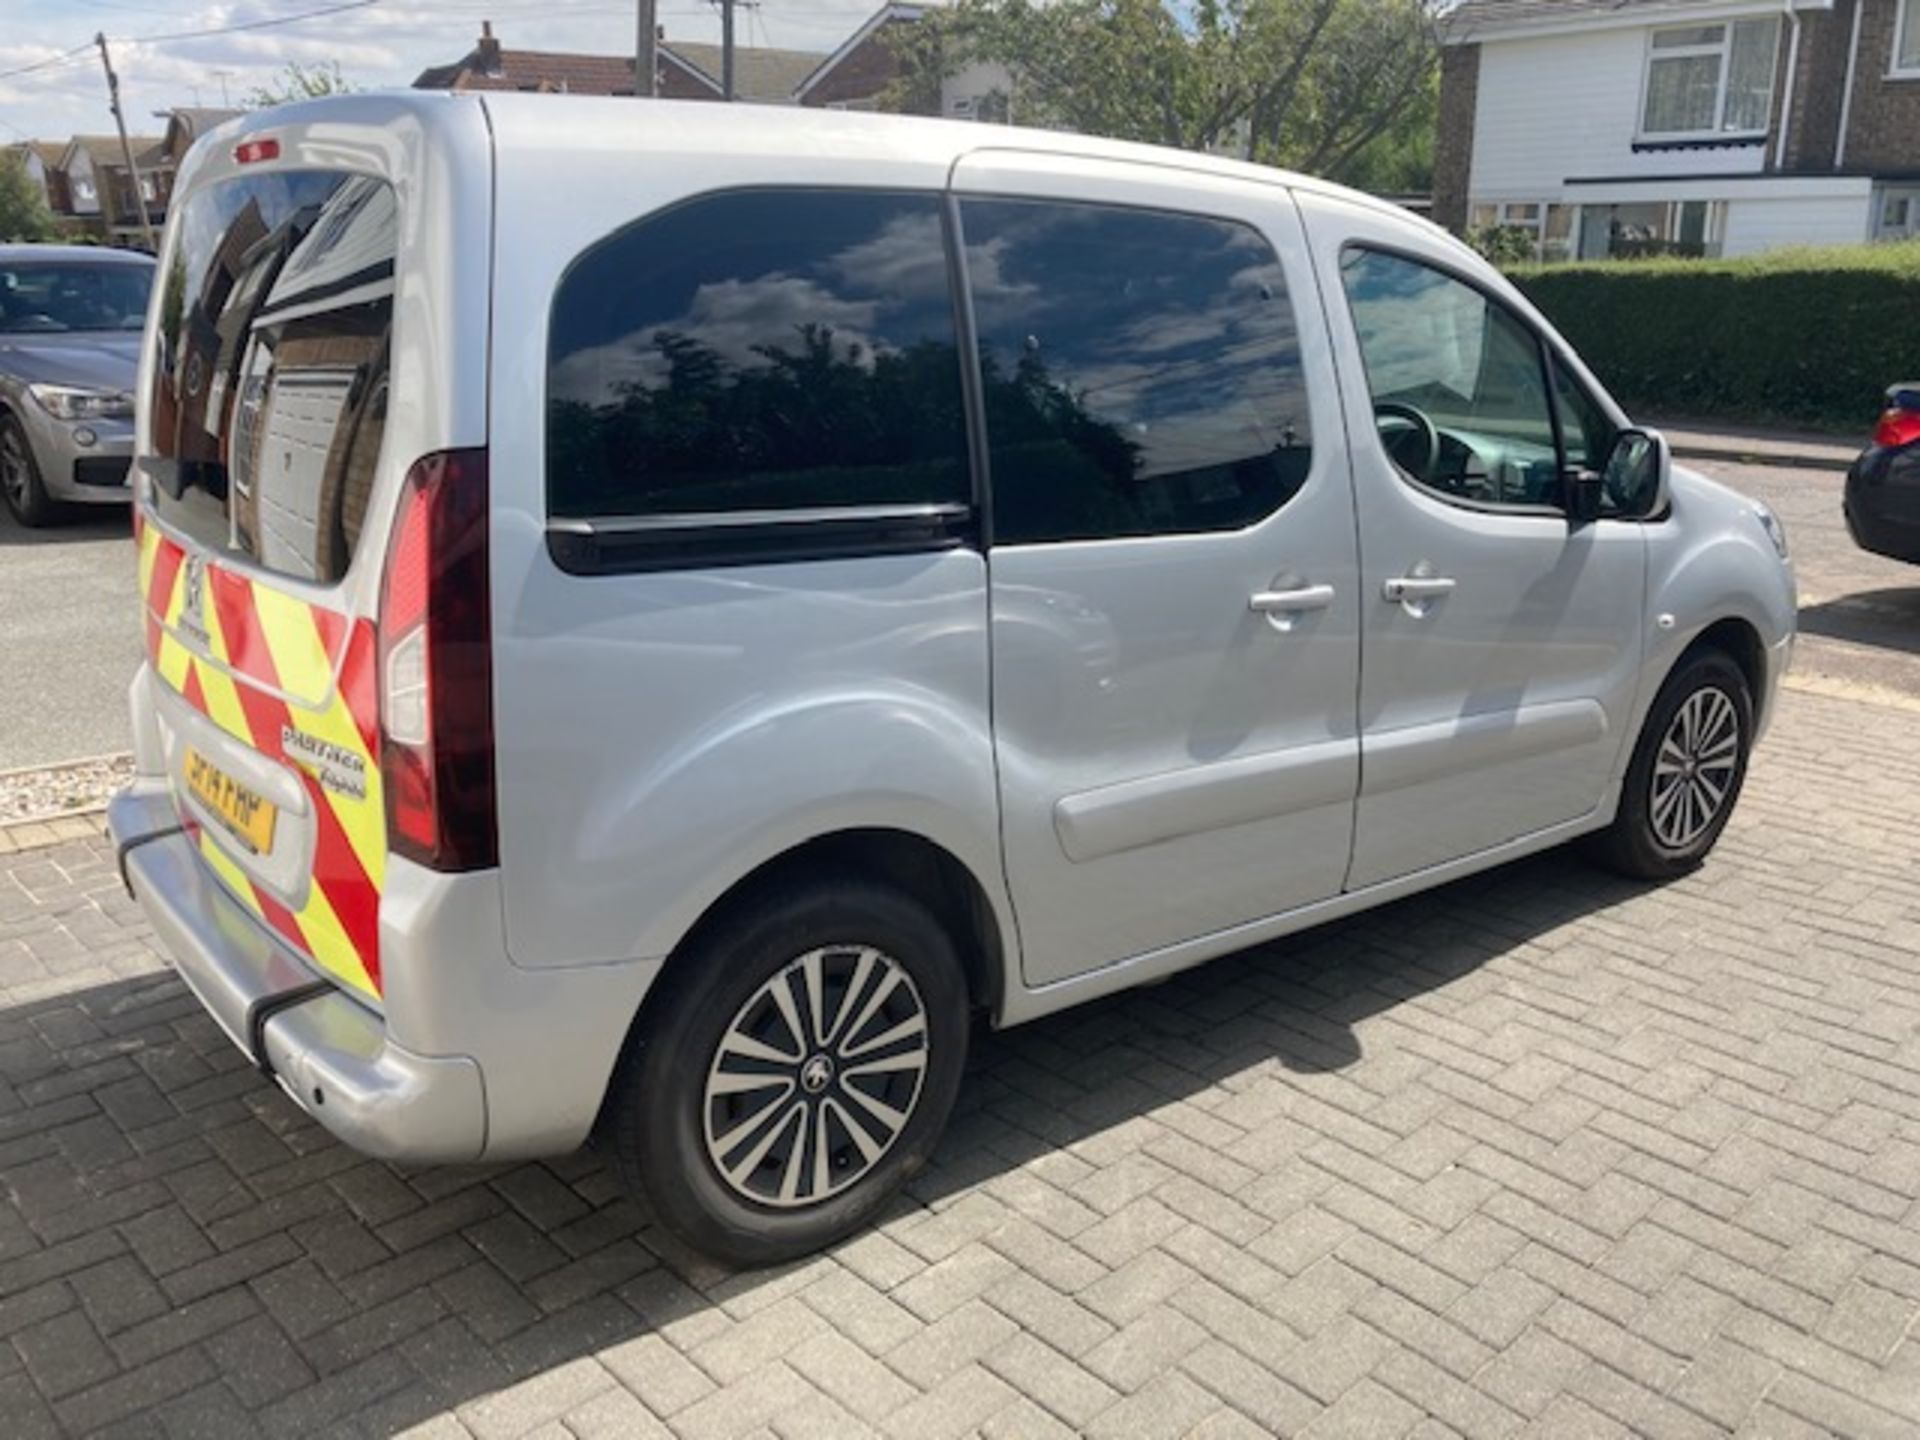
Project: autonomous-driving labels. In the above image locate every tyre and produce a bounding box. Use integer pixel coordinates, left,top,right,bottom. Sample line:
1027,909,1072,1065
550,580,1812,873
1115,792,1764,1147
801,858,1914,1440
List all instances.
1589,648,1753,881
603,878,970,1267
0,413,54,527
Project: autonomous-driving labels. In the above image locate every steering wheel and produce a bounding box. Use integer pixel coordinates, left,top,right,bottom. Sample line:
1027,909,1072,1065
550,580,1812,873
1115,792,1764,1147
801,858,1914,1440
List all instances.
1373,402,1441,484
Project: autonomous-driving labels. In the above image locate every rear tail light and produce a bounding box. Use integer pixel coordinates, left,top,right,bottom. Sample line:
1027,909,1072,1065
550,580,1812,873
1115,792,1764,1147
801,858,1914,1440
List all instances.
378,449,497,871
1874,387,1920,450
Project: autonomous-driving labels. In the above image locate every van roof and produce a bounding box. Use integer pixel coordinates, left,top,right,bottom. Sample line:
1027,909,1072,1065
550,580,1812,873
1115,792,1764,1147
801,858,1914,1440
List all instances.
215,90,1433,241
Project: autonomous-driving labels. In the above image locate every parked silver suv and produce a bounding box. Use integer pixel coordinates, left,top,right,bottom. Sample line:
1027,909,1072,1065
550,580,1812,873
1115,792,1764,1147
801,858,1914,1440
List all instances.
110,96,1796,1265
0,244,152,526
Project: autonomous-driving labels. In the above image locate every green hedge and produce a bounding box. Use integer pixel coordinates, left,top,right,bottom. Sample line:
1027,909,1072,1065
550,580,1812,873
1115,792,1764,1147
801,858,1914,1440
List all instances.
1509,240,1920,433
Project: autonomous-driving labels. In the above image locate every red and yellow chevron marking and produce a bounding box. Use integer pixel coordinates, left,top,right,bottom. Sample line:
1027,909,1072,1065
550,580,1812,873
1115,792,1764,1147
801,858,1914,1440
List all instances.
138,522,386,1001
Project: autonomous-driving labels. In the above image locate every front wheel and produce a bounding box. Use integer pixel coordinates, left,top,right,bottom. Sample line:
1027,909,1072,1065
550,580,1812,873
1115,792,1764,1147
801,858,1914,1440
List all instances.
1589,649,1753,880
602,879,970,1268
0,414,54,527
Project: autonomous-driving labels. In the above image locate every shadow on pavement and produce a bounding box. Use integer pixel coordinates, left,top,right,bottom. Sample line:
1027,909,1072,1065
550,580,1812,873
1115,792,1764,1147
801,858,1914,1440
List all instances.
1799,586,1920,657
0,505,130,548
0,845,1649,1436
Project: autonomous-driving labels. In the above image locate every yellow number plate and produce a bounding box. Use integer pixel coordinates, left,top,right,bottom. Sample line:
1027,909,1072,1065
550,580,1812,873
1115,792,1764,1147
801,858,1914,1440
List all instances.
184,748,278,854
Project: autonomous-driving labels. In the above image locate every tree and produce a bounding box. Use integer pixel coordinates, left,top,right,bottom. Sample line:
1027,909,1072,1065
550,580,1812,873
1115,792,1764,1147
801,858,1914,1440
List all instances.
1468,224,1539,268
0,152,58,243
244,61,358,108
887,0,1442,188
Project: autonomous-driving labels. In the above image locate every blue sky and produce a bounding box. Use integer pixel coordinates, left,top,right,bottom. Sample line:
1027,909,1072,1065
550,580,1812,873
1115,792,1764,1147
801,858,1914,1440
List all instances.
0,0,890,143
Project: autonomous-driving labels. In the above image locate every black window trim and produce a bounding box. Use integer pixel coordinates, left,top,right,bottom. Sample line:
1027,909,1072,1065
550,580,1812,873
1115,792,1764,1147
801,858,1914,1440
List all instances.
544,183,982,578
1339,239,1591,524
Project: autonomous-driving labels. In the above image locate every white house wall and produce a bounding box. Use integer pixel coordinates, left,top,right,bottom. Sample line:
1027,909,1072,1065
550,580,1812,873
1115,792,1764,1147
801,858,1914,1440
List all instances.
1721,193,1873,253
66,150,100,215
940,62,1013,119
1471,25,1772,201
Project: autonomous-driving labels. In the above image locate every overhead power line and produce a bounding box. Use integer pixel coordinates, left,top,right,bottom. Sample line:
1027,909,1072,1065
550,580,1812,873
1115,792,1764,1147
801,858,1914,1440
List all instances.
0,0,381,85
0,43,97,86
117,0,382,47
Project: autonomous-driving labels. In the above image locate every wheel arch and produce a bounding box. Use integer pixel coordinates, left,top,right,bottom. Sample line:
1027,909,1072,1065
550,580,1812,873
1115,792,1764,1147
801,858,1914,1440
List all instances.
593,826,1011,1139
1681,615,1767,722
670,827,1008,1020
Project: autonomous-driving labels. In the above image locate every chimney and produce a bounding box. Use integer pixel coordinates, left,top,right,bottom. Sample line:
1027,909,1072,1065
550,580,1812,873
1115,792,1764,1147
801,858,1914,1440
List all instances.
477,21,503,76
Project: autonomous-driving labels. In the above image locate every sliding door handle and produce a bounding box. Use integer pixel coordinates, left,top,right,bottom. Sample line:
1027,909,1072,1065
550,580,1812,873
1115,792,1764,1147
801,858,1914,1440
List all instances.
1382,576,1456,602
1249,583,1335,615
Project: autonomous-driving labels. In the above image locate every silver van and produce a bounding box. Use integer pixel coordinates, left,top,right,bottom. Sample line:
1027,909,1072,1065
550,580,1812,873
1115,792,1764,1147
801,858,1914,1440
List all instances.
110,95,1795,1265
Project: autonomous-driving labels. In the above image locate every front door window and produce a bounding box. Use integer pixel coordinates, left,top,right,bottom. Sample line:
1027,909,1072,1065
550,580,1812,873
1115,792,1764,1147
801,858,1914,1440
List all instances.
1338,247,1563,511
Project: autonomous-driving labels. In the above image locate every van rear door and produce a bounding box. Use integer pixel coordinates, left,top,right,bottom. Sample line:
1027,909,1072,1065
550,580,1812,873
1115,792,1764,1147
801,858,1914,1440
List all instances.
139,164,398,1004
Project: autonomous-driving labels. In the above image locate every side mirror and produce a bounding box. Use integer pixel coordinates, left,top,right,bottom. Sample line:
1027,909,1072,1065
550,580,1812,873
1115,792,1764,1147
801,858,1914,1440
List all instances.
1583,426,1671,523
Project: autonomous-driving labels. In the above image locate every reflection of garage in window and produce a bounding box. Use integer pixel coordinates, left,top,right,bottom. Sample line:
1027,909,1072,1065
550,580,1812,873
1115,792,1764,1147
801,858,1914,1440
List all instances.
254,366,357,580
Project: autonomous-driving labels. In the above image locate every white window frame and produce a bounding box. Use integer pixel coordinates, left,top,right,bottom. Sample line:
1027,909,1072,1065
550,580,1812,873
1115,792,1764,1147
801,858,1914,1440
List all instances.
1895,0,1920,78
1637,17,1779,139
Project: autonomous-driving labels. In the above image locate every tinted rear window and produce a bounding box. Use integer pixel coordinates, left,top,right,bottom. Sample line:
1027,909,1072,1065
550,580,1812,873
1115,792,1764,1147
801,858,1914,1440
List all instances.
546,189,970,523
960,198,1313,546
147,171,396,584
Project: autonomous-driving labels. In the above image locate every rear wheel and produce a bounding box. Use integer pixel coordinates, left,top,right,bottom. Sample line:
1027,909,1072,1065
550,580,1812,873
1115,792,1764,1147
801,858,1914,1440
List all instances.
1589,649,1752,880
603,878,969,1267
0,414,54,527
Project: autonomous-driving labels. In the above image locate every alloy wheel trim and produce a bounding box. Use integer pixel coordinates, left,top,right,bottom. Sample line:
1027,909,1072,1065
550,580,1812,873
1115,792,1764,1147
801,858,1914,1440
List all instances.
0,427,26,508
702,944,930,1210
1650,684,1740,850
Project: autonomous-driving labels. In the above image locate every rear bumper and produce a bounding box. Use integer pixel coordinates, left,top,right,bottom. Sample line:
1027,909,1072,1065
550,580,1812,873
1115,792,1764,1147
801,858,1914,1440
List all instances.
108,784,487,1163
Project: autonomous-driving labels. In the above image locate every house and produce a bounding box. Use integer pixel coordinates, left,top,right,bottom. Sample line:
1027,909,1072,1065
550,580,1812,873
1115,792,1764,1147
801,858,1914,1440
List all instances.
159,108,243,178
1435,0,1920,259
5,141,71,216
414,20,827,104
413,13,1011,118
790,3,1013,120
58,134,167,247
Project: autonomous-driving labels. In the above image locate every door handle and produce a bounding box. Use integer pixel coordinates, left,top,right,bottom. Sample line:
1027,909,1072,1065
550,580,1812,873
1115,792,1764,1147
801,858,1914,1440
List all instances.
1249,583,1333,634
1249,583,1335,616
1382,576,1456,602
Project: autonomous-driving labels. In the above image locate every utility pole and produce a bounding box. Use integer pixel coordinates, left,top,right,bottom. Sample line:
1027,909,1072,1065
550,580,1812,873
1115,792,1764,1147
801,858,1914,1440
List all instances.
636,0,657,96
94,32,157,252
721,0,735,100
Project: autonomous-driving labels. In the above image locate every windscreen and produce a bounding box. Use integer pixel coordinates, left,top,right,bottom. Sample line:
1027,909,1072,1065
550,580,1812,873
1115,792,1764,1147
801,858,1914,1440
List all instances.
146,170,396,584
0,261,151,333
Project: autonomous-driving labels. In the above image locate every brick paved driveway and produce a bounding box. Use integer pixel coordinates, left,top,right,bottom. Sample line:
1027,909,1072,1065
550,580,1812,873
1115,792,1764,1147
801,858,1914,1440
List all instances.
1,683,1918,1439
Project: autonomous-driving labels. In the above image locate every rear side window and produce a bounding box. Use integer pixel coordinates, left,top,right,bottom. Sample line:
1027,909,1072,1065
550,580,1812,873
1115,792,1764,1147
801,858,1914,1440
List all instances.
148,172,396,584
546,190,970,530
958,198,1312,546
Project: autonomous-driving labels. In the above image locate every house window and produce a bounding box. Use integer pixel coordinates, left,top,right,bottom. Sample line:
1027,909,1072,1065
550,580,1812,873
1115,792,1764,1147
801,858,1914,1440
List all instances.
1879,188,1920,239
1468,203,1577,262
1642,18,1780,135
1576,201,1726,260
1897,0,1920,75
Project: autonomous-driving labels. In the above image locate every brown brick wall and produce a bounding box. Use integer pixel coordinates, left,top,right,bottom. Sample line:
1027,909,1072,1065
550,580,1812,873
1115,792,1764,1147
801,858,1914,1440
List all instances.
1845,0,1920,171
1782,1,1854,172
1432,44,1480,234
799,22,933,112
658,61,720,101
